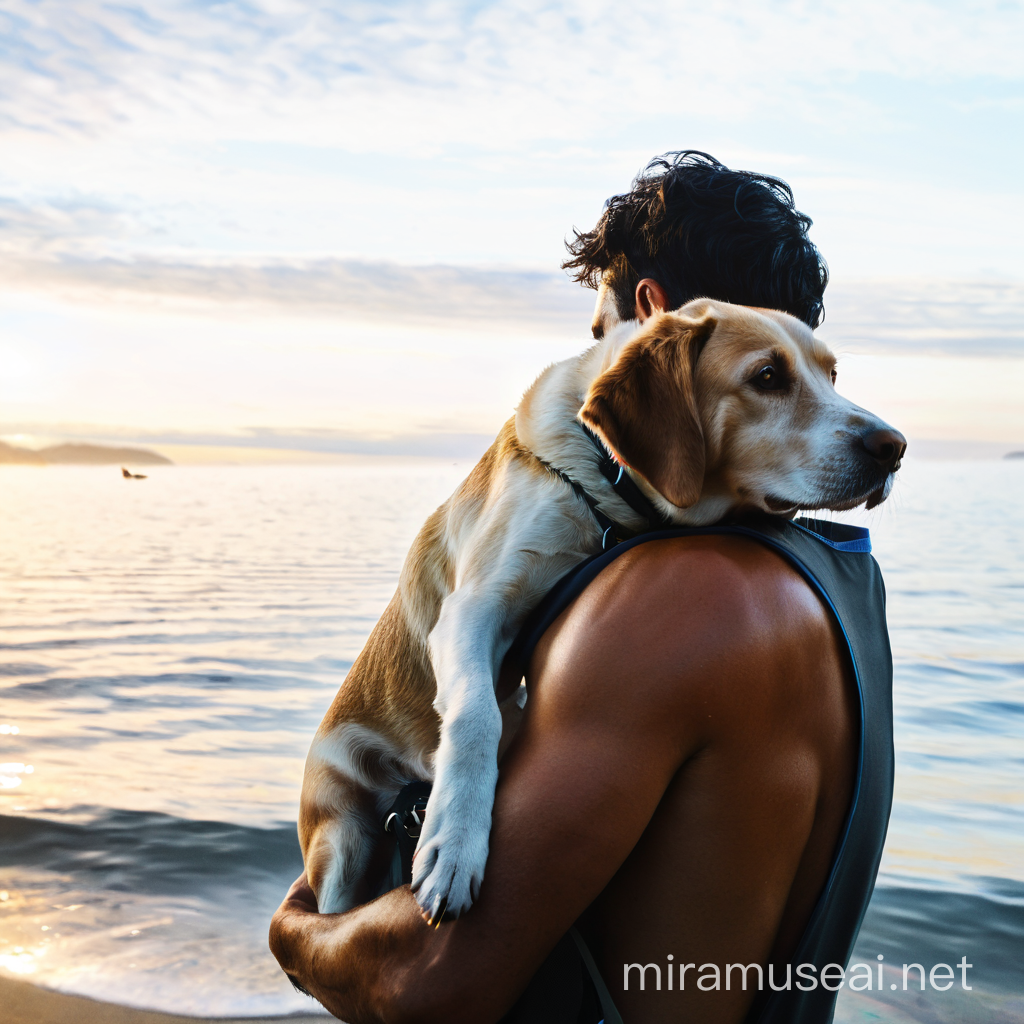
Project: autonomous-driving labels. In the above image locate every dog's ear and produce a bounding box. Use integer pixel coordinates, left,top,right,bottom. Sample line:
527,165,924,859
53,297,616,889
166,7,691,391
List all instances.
579,310,716,508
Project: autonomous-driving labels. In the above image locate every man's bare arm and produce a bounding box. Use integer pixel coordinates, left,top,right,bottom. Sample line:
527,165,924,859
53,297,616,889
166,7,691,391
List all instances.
270,536,854,1024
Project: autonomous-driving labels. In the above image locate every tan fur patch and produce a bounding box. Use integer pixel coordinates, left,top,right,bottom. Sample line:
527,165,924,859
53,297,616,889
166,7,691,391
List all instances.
317,418,546,762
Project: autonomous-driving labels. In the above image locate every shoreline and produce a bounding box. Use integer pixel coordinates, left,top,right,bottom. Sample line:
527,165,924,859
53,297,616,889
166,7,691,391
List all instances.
0,975,330,1024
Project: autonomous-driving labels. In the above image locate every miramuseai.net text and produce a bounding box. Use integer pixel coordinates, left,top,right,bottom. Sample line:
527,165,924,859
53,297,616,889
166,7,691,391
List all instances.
622,956,974,993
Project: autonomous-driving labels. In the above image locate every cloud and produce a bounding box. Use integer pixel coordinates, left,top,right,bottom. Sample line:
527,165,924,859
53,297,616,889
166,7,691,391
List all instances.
0,250,595,331
2,224,1022,356
821,280,1024,358
2,1,1021,149
79,426,497,459
0,195,134,256
2,187,1022,353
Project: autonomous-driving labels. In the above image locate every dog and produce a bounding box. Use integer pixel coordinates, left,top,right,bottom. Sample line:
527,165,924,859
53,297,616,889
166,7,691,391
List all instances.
298,299,906,924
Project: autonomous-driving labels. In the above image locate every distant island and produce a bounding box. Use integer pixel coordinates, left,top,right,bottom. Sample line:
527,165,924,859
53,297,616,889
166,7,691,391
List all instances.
0,441,173,466
1005,451,1024,460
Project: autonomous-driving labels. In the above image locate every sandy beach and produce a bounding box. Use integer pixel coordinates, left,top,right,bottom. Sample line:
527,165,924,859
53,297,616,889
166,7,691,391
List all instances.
0,975,329,1024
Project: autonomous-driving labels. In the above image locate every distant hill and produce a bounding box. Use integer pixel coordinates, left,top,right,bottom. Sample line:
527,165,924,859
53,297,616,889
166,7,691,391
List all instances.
1005,451,1024,460
0,441,172,466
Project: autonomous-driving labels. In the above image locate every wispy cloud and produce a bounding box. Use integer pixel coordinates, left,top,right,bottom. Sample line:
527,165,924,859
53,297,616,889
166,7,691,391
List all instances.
3,1,1021,145
2,231,1022,355
821,280,1024,358
1,425,500,460
0,249,594,330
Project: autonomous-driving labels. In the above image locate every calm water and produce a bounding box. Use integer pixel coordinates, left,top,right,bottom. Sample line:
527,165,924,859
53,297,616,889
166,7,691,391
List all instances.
1,460,1022,1020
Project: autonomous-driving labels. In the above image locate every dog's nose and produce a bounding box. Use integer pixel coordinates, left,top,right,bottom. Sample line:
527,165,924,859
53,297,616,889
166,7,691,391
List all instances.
861,427,907,471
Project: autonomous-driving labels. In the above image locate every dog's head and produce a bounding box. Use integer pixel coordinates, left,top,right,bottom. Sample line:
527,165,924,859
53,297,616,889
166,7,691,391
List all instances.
579,300,906,518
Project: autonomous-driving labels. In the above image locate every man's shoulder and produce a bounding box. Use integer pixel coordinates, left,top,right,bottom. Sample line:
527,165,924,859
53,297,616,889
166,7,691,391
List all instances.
583,532,821,628
528,531,843,748
539,532,833,695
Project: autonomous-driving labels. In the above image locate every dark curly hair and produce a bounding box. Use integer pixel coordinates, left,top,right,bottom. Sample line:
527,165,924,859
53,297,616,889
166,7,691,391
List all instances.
563,151,828,329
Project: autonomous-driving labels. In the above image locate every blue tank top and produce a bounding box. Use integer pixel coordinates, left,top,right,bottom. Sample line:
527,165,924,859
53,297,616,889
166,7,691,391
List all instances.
502,514,895,1024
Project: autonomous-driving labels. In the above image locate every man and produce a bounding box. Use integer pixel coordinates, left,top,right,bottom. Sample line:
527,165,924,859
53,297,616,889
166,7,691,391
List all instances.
270,152,892,1023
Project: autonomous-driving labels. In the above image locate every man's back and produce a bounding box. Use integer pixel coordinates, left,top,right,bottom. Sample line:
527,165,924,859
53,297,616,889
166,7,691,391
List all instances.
510,533,858,1023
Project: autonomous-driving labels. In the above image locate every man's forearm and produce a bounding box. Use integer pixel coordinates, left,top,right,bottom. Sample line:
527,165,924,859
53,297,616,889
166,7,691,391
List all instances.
271,882,434,1024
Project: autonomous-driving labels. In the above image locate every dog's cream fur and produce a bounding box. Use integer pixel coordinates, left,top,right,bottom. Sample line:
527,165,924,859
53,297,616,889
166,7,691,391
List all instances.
299,300,904,922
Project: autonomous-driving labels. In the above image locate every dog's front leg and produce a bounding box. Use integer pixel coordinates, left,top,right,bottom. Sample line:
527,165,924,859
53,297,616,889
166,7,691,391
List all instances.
412,585,504,922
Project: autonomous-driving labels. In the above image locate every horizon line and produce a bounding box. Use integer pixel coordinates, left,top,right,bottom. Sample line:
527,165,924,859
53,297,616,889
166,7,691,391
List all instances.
3,431,1023,463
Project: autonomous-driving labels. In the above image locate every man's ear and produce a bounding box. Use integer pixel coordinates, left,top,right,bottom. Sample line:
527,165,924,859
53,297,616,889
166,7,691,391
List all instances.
579,310,716,508
635,278,670,321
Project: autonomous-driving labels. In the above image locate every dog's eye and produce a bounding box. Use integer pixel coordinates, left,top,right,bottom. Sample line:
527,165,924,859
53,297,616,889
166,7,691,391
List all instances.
831,368,838,386
752,365,786,392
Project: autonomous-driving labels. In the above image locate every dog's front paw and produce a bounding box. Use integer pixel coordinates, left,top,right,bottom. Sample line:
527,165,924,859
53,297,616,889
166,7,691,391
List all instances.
411,819,489,924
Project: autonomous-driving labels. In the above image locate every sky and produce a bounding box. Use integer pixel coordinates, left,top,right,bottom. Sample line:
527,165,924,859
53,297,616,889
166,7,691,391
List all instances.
2,0,1023,456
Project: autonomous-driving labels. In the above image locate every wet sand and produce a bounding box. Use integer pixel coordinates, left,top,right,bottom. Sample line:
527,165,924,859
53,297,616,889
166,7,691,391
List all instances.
0,975,330,1024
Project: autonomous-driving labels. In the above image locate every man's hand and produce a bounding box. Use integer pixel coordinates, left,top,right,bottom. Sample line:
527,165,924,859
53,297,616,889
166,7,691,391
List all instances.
270,871,432,1023
269,874,319,996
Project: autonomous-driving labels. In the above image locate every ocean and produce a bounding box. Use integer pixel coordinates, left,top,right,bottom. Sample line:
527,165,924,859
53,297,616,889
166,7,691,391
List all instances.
1,459,1022,1021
